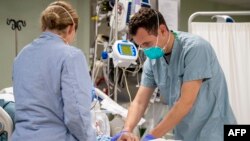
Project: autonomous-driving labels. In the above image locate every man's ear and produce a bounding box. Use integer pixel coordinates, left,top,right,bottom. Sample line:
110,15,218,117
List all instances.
159,24,167,35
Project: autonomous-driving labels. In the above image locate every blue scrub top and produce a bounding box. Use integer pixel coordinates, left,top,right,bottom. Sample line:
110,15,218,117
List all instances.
12,32,96,141
141,31,236,141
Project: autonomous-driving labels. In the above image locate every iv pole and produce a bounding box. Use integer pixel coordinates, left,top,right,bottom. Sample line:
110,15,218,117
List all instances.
114,0,119,102
7,19,26,56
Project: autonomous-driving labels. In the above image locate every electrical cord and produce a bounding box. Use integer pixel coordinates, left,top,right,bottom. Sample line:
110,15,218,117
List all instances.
116,50,144,103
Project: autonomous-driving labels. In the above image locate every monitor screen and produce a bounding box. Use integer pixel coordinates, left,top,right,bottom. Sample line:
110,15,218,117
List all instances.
121,45,133,55
142,0,149,3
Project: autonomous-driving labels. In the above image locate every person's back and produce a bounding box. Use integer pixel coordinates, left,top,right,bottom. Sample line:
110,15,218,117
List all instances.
12,1,95,141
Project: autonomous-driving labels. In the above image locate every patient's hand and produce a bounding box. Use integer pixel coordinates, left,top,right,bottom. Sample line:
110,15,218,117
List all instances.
118,132,139,141
111,131,139,141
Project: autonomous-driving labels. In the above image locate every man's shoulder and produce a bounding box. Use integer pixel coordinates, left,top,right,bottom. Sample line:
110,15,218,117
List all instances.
175,31,211,51
176,31,206,43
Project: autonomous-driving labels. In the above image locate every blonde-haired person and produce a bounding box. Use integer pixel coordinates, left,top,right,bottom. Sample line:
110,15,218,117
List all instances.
12,1,96,141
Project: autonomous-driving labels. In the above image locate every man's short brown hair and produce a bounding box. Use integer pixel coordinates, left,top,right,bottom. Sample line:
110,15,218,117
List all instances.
129,7,168,36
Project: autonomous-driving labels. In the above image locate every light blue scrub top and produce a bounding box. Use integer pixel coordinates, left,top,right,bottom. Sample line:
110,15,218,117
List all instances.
141,31,236,141
12,32,96,141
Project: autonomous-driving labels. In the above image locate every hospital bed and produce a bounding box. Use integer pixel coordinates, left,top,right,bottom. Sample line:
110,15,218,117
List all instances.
0,107,13,141
0,87,15,141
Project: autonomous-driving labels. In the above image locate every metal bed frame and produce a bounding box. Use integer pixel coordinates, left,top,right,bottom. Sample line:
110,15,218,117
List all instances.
188,11,250,32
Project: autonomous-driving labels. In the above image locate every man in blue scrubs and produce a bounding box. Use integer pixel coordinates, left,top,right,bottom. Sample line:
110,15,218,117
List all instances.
112,8,236,141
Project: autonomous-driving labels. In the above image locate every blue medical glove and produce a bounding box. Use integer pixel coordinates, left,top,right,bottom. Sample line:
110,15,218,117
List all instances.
111,131,128,141
142,134,156,141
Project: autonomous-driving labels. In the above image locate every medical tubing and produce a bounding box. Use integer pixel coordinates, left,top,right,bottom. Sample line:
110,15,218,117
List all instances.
122,68,132,103
91,4,100,82
114,67,119,102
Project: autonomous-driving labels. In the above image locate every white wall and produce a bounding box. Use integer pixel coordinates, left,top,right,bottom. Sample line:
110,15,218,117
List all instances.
0,0,91,89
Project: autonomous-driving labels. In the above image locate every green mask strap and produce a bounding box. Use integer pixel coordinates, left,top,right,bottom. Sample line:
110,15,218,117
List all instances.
172,31,179,39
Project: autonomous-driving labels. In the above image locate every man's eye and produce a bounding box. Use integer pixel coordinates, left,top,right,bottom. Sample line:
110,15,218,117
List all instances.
143,43,149,46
